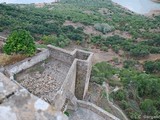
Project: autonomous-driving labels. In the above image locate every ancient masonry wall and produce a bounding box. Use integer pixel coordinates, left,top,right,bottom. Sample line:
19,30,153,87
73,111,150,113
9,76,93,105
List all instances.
5,48,50,78
4,45,93,111
1,45,119,120
47,45,93,110
77,100,120,120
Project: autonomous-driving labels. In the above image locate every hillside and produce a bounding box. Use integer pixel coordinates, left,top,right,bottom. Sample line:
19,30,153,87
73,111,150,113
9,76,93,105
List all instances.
0,0,160,119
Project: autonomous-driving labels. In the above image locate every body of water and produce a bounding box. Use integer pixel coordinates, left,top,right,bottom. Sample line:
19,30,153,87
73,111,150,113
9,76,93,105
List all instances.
0,0,56,4
112,0,160,14
1,0,160,14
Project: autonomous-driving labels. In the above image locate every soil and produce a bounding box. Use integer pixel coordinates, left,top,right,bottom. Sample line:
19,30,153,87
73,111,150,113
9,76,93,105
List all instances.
138,54,160,63
103,30,132,39
145,10,160,17
64,42,123,66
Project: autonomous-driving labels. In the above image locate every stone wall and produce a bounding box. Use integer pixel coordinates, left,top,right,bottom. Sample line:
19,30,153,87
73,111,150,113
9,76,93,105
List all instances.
48,45,93,100
83,52,93,99
1,45,120,120
5,48,50,78
77,100,120,120
53,60,77,111
75,50,93,99
48,45,75,65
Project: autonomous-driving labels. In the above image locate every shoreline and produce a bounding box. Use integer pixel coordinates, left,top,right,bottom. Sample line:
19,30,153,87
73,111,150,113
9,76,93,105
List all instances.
111,0,160,17
151,0,160,3
145,9,160,17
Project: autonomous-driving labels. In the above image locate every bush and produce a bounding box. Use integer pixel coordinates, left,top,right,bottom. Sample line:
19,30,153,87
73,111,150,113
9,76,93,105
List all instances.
100,46,108,51
120,100,129,110
112,90,126,101
144,60,160,74
91,62,118,85
140,99,157,115
94,23,114,34
3,29,36,56
42,35,70,48
42,35,57,44
112,45,120,53
123,60,138,69
130,46,150,57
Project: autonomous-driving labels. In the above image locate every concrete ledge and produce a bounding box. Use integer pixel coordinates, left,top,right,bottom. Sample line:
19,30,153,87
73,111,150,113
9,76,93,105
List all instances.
77,100,120,120
0,72,18,102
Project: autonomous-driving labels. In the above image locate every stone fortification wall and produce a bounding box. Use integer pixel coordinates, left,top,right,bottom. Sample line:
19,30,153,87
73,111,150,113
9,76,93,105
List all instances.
48,45,76,65
1,45,120,120
75,50,93,99
77,100,120,120
5,48,50,78
53,60,77,111
48,45,93,101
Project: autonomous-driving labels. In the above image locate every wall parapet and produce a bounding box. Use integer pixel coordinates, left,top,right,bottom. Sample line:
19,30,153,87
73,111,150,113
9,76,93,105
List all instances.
77,100,120,120
5,48,50,77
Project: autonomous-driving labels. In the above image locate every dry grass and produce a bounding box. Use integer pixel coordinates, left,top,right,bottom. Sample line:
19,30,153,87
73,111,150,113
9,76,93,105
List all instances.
0,54,27,66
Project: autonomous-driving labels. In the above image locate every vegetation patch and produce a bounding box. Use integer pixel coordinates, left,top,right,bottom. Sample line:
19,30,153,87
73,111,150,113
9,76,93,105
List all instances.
3,29,36,56
0,54,27,66
91,62,160,119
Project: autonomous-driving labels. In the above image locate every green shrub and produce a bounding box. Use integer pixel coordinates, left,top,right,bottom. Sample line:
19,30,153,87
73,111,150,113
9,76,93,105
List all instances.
120,100,129,110
130,45,150,57
112,90,126,101
123,60,139,69
112,45,120,53
3,29,36,56
91,62,118,85
100,46,108,51
42,35,70,48
42,35,57,44
144,60,160,74
140,99,157,115
94,23,114,34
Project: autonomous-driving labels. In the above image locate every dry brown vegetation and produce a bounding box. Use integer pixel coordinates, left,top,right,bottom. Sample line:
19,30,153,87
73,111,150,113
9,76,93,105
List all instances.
0,54,27,66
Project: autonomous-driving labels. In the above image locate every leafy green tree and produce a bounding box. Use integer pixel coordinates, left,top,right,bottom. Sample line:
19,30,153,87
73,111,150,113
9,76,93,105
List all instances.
3,29,36,56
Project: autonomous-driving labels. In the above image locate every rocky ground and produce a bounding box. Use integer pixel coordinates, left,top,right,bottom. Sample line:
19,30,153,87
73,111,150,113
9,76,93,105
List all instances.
15,57,71,104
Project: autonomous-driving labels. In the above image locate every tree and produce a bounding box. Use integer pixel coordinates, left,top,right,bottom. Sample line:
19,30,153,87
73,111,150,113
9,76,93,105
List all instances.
3,29,36,56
